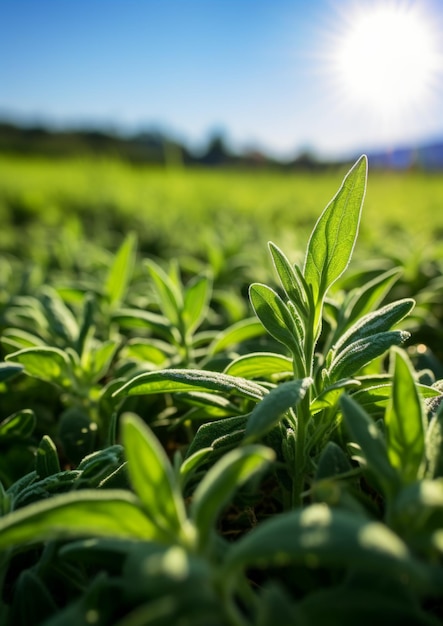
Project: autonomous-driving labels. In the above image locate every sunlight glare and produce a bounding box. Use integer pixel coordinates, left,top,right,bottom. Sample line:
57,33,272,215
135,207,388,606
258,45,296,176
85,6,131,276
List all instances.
332,3,440,118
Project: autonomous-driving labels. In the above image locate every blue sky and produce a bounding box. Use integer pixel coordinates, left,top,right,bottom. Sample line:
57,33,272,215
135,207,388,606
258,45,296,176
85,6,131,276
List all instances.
2,0,443,158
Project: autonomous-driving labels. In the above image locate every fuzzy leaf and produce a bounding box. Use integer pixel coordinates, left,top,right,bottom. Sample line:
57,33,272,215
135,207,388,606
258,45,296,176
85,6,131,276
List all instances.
182,274,212,335
328,331,410,382
224,352,293,381
345,267,403,327
121,413,186,538
268,242,307,314
341,394,400,498
6,347,73,387
249,283,302,355
113,369,267,401
0,490,164,551
40,286,79,345
245,378,312,441
145,259,183,327
385,348,426,484
333,298,414,353
104,232,137,309
303,155,367,304
36,435,61,478
208,318,265,355
191,445,274,549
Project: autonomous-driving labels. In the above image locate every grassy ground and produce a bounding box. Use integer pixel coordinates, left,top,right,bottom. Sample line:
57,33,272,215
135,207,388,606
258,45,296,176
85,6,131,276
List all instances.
1,155,443,264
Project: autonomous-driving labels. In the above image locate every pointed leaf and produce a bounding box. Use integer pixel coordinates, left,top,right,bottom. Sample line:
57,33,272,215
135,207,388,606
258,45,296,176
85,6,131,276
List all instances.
334,298,414,353
385,348,426,484
6,347,73,387
121,413,186,537
0,490,163,551
245,378,312,441
183,274,212,335
249,283,302,355
345,267,403,326
104,232,137,309
224,352,293,381
40,286,79,345
341,394,400,498
209,318,265,355
36,435,61,478
145,259,182,326
268,242,308,315
191,445,274,548
113,369,267,401
304,155,367,303
328,330,410,382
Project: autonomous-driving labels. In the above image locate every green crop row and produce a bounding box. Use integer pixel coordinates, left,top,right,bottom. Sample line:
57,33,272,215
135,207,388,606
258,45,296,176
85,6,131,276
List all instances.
0,157,443,624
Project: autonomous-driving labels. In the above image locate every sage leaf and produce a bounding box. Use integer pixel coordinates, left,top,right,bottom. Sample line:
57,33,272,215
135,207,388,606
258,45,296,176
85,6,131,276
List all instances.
328,330,410,382
268,241,308,315
113,368,267,401
104,232,137,309
121,413,186,538
303,155,367,304
341,394,400,498
245,378,312,442
249,283,303,356
0,491,164,551
182,273,212,336
190,444,274,549
6,347,73,388
385,348,426,484
333,298,414,353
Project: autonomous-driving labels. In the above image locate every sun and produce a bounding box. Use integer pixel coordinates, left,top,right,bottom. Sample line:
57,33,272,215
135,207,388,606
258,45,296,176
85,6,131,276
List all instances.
330,2,440,120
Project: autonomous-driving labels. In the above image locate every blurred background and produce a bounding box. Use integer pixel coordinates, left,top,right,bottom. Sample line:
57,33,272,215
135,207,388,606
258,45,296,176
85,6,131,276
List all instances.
2,0,443,167
1,0,443,266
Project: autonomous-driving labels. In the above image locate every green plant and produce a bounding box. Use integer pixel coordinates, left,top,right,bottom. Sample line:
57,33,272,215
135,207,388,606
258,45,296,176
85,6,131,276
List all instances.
1,156,443,625
114,156,432,508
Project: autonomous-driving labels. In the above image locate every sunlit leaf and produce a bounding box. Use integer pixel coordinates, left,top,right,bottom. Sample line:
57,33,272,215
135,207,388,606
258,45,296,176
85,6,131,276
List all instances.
268,241,308,315
145,259,183,327
303,155,367,304
249,283,302,356
113,369,267,401
224,352,293,381
385,348,426,484
191,445,274,549
245,378,312,442
341,394,400,498
121,413,186,538
182,273,212,335
5,347,73,387
208,318,265,355
104,232,137,309
0,490,164,551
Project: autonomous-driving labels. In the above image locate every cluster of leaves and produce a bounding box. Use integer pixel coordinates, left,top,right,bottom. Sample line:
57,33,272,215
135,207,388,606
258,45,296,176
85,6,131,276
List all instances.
1,156,443,625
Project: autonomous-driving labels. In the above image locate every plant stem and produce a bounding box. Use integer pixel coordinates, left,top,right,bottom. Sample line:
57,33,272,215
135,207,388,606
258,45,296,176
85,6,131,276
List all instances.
292,393,310,507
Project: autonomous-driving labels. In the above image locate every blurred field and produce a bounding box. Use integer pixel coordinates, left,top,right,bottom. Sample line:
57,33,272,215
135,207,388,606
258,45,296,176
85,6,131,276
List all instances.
1,155,443,270
1,154,443,363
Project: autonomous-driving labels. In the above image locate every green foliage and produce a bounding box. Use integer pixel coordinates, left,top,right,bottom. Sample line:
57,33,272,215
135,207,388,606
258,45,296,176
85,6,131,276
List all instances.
1,156,443,625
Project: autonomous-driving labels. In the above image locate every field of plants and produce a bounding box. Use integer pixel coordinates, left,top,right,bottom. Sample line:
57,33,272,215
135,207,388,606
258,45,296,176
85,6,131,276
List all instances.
1,154,443,625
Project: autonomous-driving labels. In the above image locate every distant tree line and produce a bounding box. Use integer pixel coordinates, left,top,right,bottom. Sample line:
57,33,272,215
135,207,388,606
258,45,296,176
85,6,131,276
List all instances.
0,120,336,171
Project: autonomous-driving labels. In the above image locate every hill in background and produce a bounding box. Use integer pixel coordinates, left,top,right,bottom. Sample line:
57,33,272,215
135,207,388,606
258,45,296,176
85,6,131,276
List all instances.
0,119,442,171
